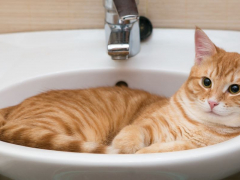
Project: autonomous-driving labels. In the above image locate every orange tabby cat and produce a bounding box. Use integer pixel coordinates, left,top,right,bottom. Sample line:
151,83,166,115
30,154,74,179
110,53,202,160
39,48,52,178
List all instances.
1,27,240,154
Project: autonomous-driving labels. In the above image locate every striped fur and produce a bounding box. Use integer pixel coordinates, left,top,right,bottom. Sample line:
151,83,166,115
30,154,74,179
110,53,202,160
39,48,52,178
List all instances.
1,27,240,154
0,87,164,153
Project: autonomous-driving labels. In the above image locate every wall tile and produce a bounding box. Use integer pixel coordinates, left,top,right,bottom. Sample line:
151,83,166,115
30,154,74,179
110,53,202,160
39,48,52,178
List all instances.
0,0,239,33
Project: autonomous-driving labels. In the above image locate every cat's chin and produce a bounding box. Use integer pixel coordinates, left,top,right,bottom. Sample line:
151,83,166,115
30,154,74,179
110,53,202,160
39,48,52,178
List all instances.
202,111,240,127
205,109,236,117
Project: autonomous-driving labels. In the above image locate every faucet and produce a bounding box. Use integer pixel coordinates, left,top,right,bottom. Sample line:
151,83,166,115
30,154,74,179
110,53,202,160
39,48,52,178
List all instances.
103,0,140,60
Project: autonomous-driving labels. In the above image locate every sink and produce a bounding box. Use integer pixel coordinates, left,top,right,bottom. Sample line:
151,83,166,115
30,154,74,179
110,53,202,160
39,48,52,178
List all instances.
1,29,240,179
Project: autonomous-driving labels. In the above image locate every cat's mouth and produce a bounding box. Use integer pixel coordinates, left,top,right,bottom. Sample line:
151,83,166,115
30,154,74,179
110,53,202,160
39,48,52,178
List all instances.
207,111,221,117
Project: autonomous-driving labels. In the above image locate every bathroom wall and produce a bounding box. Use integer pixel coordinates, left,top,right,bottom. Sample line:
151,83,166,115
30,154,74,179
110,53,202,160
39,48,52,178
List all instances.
0,0,240,34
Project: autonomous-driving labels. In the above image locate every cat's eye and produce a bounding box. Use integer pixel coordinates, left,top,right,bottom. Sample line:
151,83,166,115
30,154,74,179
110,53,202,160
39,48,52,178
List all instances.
202,77,212,88
228,84,240,94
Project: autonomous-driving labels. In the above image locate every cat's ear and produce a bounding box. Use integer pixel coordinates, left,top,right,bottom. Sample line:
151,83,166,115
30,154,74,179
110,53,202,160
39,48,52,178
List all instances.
195,27,217,65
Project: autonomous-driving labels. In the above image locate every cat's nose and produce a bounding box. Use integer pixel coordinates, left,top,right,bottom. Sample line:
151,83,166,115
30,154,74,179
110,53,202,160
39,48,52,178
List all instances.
208,100,219,110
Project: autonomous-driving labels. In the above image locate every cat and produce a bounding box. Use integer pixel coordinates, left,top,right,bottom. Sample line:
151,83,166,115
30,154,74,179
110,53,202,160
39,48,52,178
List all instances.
1,27,240,154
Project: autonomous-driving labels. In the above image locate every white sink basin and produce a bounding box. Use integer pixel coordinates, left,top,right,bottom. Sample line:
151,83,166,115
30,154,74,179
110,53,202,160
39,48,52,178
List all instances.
0,29,240,179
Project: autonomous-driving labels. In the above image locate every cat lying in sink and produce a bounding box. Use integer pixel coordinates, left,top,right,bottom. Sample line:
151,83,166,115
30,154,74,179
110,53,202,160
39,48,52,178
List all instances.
1,27,240,154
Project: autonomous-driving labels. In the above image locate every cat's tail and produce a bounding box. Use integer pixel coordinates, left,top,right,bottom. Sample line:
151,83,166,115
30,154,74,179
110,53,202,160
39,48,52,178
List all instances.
0,112,119,154
0,125,119,154
53,137,119,154
61,141,119,154
37,134,120,153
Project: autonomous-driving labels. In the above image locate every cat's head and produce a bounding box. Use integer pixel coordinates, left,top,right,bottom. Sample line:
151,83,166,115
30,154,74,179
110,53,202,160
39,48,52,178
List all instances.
184,27,240,127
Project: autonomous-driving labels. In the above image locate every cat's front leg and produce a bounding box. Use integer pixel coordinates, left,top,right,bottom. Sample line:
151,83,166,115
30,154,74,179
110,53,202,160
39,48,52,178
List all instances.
110,125,149,154
135,140,197,154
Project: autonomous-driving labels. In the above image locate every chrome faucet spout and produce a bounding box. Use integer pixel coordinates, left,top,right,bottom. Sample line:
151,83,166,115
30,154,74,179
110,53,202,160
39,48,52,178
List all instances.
104,0,140,60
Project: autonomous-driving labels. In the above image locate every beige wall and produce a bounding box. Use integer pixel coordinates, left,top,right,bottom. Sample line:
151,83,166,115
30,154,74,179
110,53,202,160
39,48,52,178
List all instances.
0,0,240,34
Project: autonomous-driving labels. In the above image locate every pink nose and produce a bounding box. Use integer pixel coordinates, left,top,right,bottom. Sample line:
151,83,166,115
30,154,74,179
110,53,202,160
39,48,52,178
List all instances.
208,100,219,110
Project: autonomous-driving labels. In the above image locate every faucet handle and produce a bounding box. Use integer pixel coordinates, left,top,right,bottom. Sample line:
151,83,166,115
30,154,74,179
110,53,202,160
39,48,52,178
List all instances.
113,0,139,23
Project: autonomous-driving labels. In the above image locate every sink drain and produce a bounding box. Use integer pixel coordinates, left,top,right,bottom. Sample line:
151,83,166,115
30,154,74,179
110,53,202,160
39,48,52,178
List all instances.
115,81,128,87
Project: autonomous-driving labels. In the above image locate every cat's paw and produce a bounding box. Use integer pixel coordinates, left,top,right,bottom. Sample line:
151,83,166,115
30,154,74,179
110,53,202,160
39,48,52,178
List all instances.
111,125,145,154
111,137,144,154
